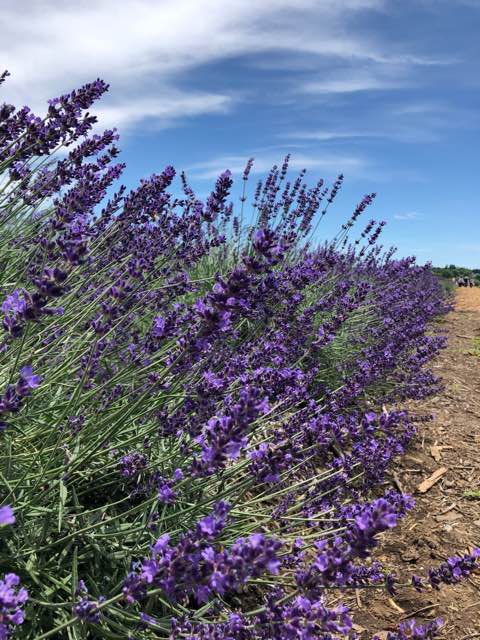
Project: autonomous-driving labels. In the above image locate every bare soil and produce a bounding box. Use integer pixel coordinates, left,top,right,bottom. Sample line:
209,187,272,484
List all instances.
351,287,480,638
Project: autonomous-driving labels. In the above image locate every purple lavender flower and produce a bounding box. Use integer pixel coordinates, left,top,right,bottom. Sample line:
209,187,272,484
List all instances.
242,157,254,181
119,451,148,478
191,386,269,476
1,290,27,317
152,316,166,338
73,587,105,624
158,483,176,504
15,366,41,397
196,501,231,538
1,290,28,336
420,549,480,591
204,170,233,222
411,574,424,592
0,573,28,639
123,502,281,606
252,228,286,262
0,366,42,432
0,506,15,526
374,618,443,640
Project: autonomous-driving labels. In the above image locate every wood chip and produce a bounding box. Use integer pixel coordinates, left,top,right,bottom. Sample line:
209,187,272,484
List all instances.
416,467,448,493
355,589,362,608
400,603,439,620
388,598,406,613
435,510,461,522
406,454,424,464
430,444,442,462
352,623,367,633
392,471,405,493
430,444,453,462
437,502,457,516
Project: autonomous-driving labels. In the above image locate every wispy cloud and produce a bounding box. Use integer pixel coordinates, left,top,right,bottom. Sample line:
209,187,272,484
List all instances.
282,93,472,145
0,0,451,132
392,101,445,116
187,152,368,180
393,210,423,221
94,93,233,131
281,129,386,141
302,72,404,95
280,123,444,145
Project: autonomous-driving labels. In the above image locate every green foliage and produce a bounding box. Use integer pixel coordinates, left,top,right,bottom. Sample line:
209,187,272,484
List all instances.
432,265,480,283
463,490,480,500
471,337,480,357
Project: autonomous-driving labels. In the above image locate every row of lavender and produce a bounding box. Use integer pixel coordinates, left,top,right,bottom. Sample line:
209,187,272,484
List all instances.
0,73,476,639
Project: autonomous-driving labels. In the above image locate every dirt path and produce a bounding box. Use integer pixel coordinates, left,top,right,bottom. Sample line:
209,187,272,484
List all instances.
352,287,480,638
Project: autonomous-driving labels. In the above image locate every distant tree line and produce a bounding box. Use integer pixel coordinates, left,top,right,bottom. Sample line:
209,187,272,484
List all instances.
432,265,480,284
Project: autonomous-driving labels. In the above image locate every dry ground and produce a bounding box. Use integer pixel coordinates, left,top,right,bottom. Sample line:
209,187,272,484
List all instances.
351,287,480,638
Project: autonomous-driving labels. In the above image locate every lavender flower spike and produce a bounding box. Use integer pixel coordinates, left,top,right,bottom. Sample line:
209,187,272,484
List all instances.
16,366,41,397
0,505,15,526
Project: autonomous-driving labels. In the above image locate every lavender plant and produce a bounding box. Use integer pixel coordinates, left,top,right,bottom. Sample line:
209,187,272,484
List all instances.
0,72,473,639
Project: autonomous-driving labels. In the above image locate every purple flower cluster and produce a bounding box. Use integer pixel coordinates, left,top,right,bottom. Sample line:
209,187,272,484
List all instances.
0,78,108,166
191,385,269,476
203,170,233,222
123,501,281,605
0,365,41,431
119,451,148,479
295,497,402,597
171,596,354,639
373,618,443,640
73,580,105,624
0,573,28,639
412,549,480,591
0,505,15,526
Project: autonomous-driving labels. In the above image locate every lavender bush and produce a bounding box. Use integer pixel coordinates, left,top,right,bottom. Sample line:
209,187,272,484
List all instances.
0,72,473,639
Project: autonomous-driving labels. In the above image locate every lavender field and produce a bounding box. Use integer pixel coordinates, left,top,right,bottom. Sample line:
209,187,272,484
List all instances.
0,73,478,639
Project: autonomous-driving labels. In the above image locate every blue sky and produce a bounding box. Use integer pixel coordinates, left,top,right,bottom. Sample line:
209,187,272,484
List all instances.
1,0,479,266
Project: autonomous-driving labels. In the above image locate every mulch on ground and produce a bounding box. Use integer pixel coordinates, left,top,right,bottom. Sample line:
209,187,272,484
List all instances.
351,287,480,638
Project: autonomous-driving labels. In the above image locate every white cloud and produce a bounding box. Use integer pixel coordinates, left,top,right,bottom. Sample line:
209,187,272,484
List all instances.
0,0,449,132
281,125,443,144
187,152,368,180
393,210,422,220
392,101,445,116
300,61,417,96
302,75,403,94
94,93,233,131
281,129,385,141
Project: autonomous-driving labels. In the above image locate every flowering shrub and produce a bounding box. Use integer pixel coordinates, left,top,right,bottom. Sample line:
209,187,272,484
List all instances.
0,71,475,639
